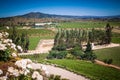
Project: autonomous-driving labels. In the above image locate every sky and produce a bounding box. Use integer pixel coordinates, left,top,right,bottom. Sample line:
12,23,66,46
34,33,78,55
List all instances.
0,0,120,18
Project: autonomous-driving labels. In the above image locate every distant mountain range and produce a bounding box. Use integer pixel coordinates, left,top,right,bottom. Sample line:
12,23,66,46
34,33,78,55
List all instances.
18,12,120,19
0,12,120,26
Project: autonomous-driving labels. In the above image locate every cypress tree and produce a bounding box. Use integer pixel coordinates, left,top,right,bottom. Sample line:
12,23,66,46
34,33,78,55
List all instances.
105,23,113,44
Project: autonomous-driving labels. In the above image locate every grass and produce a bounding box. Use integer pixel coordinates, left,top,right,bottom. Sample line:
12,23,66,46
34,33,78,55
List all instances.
47,59,120,80
29,36,54,50
7,28,55,36
20,53,48,63
112,32,120,43
94,47,120,66
112,37,120,43
57,21,120,28
29,37,41,50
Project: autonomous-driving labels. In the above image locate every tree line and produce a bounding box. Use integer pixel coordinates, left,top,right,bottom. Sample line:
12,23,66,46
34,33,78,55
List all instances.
47,23,112,61
9,26,29,52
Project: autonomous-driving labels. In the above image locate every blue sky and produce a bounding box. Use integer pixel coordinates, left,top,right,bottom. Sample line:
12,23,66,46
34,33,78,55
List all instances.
0,0,120,17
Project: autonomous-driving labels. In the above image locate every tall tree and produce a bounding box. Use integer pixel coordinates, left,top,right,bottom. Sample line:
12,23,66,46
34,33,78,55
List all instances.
85,41,92,52
105,23,113,44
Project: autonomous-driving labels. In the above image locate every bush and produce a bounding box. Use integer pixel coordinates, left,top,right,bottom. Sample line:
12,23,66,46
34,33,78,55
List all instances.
107,59,113,64
70,49,83,58
52,44,66,51
47,50,67,59
82,51,97,61
103,59,113,64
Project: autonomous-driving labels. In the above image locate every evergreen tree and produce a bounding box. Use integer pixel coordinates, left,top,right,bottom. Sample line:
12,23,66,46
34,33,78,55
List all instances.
105,23,113,44
25,36,29,52
85,41,92,52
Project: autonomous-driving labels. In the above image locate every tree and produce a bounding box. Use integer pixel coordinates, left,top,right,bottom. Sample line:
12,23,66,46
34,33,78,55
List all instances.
84,41,97,61
105,23,113,44
25,36,29,52
85,41,92,52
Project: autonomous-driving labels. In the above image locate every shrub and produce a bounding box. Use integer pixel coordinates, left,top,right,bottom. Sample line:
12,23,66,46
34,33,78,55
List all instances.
103,59,113,64
52,44,66,51
70,49,83,58
83,52,97,61
47,50,67,59
107,59,113,64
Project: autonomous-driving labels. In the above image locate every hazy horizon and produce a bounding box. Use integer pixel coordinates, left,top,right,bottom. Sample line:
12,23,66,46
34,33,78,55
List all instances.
0,0,120,18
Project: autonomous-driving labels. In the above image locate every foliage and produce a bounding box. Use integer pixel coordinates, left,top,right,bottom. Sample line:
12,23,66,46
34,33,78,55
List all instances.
47,50,67,59
82,52,97,61
70,46,84,59
52,44,66,51
0,49,11,61
105,23,113,44
47,59,120,80
85,41,92,52
9,26,29,52
103,59,113,64
84,41,97,61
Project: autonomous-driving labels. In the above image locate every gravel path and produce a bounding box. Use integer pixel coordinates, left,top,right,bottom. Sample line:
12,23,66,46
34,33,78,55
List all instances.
31,63,89,80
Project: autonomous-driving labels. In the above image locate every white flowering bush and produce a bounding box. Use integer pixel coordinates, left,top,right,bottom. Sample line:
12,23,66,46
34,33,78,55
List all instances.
0,31,23,61
0,31,64,80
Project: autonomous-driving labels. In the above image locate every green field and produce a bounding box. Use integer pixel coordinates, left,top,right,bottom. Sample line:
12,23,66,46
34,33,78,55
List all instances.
112,32,120,43
57,21,120,28
8,28,55,36
112,37,120,43
20,53,48,63
29,37,41,50
47,59,120,80
94,47,120,66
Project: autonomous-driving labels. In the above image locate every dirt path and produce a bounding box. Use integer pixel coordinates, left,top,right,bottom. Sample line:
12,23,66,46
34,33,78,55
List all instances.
95,60,120,70
31,63,89,80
